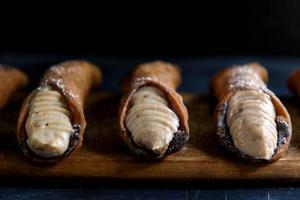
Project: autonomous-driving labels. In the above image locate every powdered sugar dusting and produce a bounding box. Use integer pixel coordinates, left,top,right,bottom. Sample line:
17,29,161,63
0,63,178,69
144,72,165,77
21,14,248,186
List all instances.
228,65,266,90
55,78,79,99
42,64,81,101
135,77,169,88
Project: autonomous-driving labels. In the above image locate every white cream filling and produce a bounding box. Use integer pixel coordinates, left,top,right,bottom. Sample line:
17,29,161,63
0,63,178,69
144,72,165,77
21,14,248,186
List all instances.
25,86,73,158
226,90,277,160
125,86,179,154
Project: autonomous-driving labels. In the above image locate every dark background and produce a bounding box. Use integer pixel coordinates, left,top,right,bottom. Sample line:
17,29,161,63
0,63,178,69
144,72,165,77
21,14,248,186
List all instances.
1,1,300,56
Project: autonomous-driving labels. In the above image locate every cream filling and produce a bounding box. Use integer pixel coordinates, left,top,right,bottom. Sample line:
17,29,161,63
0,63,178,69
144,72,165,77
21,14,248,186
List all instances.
226,90,277,160
25,86,73,158
125,86,179,154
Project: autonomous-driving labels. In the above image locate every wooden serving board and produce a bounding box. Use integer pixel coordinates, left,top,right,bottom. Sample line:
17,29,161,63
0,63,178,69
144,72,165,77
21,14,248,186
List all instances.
1,92,300,181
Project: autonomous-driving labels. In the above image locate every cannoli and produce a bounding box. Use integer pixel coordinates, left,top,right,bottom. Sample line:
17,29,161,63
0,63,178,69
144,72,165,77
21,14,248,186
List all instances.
17,60,101,163
0,65,28,109
119,61,189,159
211,63,291,161
288,69,300,99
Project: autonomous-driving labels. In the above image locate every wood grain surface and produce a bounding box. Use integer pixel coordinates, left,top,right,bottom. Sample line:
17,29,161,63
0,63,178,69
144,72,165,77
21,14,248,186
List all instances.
1,92,300,181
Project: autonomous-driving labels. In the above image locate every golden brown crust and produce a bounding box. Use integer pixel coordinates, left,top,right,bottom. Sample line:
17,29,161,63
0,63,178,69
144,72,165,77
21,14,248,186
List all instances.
17,60,101,163
0,65,28,109
211,63,292,162
211,62,268,101
119,61,189,158
288,69,300,98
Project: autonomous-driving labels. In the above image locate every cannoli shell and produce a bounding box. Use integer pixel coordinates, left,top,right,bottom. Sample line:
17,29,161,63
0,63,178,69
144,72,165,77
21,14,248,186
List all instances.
0,65,28,109
211,63,291,161
17,60,101,163
288,69,300,99
119,61,189,158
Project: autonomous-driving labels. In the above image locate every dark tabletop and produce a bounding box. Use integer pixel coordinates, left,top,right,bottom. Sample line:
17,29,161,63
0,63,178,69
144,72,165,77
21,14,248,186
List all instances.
1,53,300,199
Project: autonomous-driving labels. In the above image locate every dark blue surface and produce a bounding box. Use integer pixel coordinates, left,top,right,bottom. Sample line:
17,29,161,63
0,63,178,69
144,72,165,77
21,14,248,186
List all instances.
0,53,300,199
1,186,300,200
1,53,300,95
